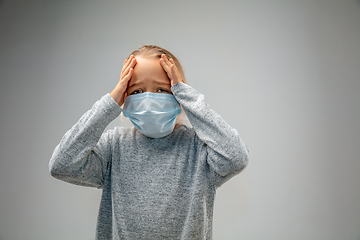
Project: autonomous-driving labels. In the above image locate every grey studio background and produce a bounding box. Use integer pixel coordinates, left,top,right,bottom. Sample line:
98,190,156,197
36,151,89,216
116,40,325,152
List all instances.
1,0,360,239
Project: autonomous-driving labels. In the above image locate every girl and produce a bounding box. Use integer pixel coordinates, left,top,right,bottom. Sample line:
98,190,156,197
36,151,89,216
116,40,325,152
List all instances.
49,45,249,240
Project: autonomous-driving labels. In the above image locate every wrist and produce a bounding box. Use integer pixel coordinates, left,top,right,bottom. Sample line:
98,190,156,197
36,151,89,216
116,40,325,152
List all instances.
110,88,124,106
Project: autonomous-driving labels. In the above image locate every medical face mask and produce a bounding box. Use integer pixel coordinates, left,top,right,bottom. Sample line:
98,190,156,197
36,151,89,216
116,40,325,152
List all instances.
123,92,182,138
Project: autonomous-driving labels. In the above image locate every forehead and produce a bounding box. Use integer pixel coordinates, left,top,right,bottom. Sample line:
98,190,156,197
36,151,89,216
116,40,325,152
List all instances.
134,57,161,73
130,56,169,82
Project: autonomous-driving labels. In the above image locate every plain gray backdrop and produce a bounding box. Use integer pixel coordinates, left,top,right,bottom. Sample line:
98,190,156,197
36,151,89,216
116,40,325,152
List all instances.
1,0,360,239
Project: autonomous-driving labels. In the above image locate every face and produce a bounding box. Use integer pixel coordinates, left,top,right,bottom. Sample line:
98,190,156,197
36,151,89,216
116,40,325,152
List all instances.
126,56,171,96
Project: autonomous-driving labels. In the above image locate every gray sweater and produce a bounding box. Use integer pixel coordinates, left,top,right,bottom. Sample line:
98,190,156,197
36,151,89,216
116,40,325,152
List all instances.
49,82,249,240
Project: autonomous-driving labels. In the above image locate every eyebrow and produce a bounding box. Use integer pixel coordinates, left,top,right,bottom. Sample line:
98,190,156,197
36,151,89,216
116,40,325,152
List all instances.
153,79,171,85
128,82,139,88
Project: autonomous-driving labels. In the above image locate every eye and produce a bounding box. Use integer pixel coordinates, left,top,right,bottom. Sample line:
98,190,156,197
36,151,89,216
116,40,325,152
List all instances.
156,88,171,94
130,89,143,95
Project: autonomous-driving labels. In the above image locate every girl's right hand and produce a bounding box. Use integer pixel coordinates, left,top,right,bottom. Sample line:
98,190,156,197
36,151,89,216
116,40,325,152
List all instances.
110,55,137,106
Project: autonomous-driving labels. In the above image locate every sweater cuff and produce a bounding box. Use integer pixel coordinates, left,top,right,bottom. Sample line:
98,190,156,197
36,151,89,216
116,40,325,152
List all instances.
102,93,122,119
171,82,187,95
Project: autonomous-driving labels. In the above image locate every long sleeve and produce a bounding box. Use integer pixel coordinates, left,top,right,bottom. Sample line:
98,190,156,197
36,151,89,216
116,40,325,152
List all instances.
49,94,122,188
171,82,249,188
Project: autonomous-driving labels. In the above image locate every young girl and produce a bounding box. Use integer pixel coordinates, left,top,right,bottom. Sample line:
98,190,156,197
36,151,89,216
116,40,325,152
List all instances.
49,45,249,240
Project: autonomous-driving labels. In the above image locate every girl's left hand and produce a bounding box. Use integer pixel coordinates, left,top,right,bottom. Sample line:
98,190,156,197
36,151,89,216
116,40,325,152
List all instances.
160,54,182,86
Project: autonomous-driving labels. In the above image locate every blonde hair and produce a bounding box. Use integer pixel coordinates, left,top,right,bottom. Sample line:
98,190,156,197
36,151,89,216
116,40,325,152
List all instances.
121,45,191,128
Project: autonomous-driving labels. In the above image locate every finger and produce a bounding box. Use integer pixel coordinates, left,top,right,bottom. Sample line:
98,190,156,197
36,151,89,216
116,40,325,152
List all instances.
160,56,171,74
160,62,173,83
121,58,131,76
120,67,134,85
121,59,129,74
162,54,172,67
169,59,178,73
127,57,137,70
170,65,179,83
121,57,136,79
121,55,135,75
169,59,177,69
160,55,170,70
123,55,133,68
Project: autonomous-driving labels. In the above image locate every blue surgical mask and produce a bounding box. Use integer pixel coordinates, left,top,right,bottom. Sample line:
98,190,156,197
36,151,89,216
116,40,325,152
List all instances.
123,92,182,138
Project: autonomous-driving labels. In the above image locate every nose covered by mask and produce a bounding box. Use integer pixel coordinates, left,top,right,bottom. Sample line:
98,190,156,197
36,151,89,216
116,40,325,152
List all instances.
123,92,182,138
